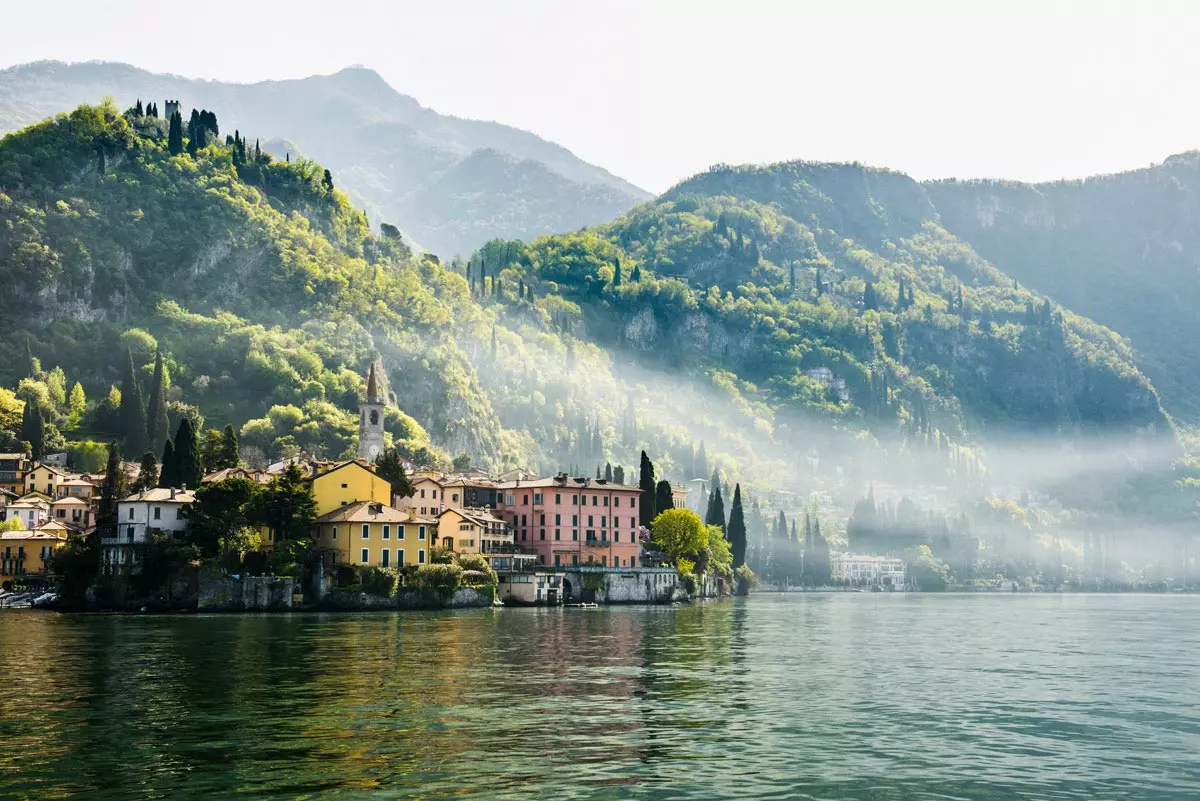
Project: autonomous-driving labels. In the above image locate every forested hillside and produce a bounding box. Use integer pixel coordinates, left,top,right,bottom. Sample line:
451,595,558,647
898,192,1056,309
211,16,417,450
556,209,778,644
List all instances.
0,61,650,255
926,154,1200,420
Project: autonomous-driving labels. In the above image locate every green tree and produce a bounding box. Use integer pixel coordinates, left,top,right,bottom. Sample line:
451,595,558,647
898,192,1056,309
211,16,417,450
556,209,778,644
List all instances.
167,110,183,155
132,452,159,493
638,450,656,527
322,168,334,194
218,424,239,469
705,484,725,530
651,508,707,566
453,453,471,471
172,417,203,489
158,439,178,489
654,479,674,514
376,448,414,499
119,349,146,456
259,463,317,543
704,524,734,577
186,477,262,558
145,350,170,455
909,545,949,590
94,442,125,543
21,399,44,459
67,381,87,429
727,483,747,567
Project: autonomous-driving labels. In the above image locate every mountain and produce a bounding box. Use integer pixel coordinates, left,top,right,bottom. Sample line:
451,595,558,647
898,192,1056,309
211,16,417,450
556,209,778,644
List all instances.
0,60,650,255
925,155,1200,421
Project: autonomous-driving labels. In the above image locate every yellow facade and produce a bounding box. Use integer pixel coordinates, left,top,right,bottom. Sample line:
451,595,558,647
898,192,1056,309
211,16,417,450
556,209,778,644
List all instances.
0,454,29,497
24,464,65,498
310,461,392,518
0,529,68,583
435,507,511,556
313,502,436,569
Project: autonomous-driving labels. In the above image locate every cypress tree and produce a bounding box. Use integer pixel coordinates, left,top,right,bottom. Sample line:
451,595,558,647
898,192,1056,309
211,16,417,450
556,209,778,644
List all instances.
655,479,674,515
727,483,747,567
604,462,613,482
135,99,144,116
167,111,184,156
21,400,44,459
145,351,170,456
158,439,178,488
119,349,146,457
25,336,36,378
638,450,656,527
710,469,722,503
173,417,203,489
613,465,625,485
696,441,709,480
133,452,159,493
612,256,622,287
217,424,240,470
631,264,642,282
705,484,725,529
323,169,334,194
95,442,125,542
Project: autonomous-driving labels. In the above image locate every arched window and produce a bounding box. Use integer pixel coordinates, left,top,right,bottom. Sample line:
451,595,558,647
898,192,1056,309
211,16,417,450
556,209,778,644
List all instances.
369,410,379,425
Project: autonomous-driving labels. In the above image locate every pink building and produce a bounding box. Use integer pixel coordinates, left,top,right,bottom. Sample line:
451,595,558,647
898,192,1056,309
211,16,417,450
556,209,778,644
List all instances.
494,474,643,568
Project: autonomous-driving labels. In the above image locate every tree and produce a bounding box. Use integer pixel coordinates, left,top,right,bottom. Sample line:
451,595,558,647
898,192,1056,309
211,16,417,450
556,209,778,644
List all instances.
612,256,622,287
21,399,44,459
135,99,144,116
167,110,183,156
631,264,642,282
453,453,471,471
186,477,262,559
604,462,613,482
145,351,170,455
705,484,725,530
727,483,747,567
323,169,334,194
638,450,656,527
695,441,709,479
704,524,734,577
132,452,159,493
613,465,625,485
376,448,414,499
95,442,125,543
218,424,239,469
259,464,316,543
173,417,203,489
119,349,146,456
655,479,674,514
650,508,707,566
67,381,86,429
158,439,178,489
909,544,948,590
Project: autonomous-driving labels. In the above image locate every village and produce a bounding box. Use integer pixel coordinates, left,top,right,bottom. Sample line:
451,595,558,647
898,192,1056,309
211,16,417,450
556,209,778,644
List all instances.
0,366,908,610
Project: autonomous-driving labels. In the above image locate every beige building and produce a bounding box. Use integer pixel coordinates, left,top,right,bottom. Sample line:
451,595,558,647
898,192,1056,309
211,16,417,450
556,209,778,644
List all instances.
435,507,513,561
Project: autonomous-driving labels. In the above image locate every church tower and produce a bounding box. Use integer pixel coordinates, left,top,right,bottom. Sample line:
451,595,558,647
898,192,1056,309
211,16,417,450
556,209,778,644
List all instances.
358,363,386,462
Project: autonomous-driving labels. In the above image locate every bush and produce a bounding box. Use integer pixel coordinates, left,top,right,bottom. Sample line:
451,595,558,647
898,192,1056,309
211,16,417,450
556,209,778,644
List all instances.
411,563,463,589
734,564,759,596
430,546,455,565
681,572,698,596
360,565,399,597
456,553,497,586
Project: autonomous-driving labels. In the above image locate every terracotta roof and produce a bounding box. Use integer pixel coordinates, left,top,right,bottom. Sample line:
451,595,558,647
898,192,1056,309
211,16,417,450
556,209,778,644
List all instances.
28,462,68,476
0,529,67,541
59,477,97,487
441,507,509,527
493,476,640,491
315,500,437,525
50,497,90,506
119,488,197,504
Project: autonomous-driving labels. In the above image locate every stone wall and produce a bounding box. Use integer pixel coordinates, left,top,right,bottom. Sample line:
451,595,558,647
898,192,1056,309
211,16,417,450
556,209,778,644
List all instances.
321,586,494,611
197,571,296,611
554,568,722,604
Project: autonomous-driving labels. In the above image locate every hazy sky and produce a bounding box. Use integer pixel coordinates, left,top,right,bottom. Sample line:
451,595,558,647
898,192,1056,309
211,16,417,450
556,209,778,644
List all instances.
3,0,1199,192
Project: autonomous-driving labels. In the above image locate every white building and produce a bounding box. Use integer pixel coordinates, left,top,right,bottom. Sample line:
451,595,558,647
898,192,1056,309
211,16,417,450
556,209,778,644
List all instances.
4,495,50,528
103,487,196,574
831,552,907,587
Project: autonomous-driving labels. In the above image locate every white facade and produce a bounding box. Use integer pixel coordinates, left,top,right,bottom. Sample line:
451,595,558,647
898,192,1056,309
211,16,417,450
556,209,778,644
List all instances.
831,552,907,586
115,489,195,543
4,499,49,528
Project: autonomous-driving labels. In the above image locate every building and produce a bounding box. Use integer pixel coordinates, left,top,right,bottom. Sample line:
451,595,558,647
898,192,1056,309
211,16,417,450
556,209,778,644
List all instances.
670,483,689,509
103,487,196,574
0,453,30,496
396,472,448,516
48,496,93,531
310,460,392,518
0,526,68,586
4,494,51,528
314,501,435,569
24,462,67,497
830,552,907,587
435,507,514,561
494,473,642,569
357,364,386,463
57,476,97,500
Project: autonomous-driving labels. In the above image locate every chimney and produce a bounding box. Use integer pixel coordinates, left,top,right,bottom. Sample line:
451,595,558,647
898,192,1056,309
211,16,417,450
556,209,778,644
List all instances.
170,488,176,500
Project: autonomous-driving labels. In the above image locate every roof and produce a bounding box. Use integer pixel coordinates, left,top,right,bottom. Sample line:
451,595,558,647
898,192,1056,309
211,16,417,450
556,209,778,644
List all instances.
310,460,378,482
10,495,50,508
366,363,378,400
36,520,71,532
493,475,640,492
59,476,97,486
28,462,67,476
0,453,28,461
119,488,197,504
440,506,509,527
0,529,67,541
50,496,90,507
315,500,437,525
203,467,269,484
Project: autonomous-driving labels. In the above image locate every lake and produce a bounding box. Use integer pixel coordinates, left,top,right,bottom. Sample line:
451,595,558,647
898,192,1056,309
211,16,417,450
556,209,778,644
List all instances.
1,594,1197,799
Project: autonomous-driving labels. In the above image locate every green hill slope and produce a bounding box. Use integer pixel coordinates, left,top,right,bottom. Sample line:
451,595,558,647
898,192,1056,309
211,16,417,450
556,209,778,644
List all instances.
0,61,651,255
926,154,1200,420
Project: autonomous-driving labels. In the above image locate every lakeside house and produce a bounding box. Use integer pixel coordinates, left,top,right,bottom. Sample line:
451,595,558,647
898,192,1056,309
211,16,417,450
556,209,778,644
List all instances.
1,526,69,583
830,552,907,587
313,501,435,569
102,487,196,575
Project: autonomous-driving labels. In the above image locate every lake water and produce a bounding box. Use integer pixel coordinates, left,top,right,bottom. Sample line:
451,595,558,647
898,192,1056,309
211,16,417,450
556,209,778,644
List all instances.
1,594,1198,800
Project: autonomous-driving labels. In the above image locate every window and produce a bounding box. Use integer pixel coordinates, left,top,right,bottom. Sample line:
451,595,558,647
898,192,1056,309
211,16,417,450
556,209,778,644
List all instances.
572,554,579,566
572,529,578,541
615,517,621,528
361,548,369,564
153,506,161,520
56,509,65,518
418,526,426,540
128,507,134,520
572,494,577,504
175,507,183,519
342,483,348,489
601,516,606,527
592,496,598,506
420,489,426,498
362,524,370,539
534,493,543,504
332,526,338,540
614,532,620,543
603,497,609,507
397,550,405,566
452,493,459,502
601,556,607,567
572,514,578,526
381,549,390,568
521,514,527,526
539,530,545,541
523,494,529,505
631,497,637,508
614,497,621,507
554,513,561,525
555,493,561,504
555,529,561,540
587,515,594,527
521,531,527,541
506,494,515,504
383,525,390,540
555,555,561,566
631,517,636,528
418,549,426,564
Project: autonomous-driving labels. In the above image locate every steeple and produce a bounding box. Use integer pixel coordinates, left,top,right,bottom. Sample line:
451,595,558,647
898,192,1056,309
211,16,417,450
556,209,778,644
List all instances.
358,363,385,463
367,362,378,401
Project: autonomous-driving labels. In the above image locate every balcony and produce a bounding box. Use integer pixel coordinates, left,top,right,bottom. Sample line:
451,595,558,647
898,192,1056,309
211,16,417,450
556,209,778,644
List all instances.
584,538,612,548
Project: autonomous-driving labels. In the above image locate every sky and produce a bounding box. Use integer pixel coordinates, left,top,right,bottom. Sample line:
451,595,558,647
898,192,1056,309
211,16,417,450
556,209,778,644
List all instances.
3,0,1200,192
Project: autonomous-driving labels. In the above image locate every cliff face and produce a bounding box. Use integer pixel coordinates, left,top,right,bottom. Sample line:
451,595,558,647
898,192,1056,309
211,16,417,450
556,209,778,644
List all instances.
926,154,1200,420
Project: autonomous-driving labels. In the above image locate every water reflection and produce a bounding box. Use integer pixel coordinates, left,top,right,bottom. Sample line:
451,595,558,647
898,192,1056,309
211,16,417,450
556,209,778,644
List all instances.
0,596,1198,799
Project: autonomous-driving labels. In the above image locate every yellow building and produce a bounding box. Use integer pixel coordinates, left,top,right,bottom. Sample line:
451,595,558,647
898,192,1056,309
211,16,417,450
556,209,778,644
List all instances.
24,463,67,498
435,507,514,561
0,526,69,586
310,461,392,518
314,501,436,569
0,454,30,497
396,473,448,516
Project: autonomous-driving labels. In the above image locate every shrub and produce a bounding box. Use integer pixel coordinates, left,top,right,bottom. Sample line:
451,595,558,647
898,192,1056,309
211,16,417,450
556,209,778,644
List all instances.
429,546,455,565
456,553,497,586
411,562,462,589
360,565,400,597
734,565,759,596
681,572,698,596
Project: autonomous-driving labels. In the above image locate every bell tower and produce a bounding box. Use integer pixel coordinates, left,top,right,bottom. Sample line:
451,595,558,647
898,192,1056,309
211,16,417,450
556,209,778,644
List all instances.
358,363,386,462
